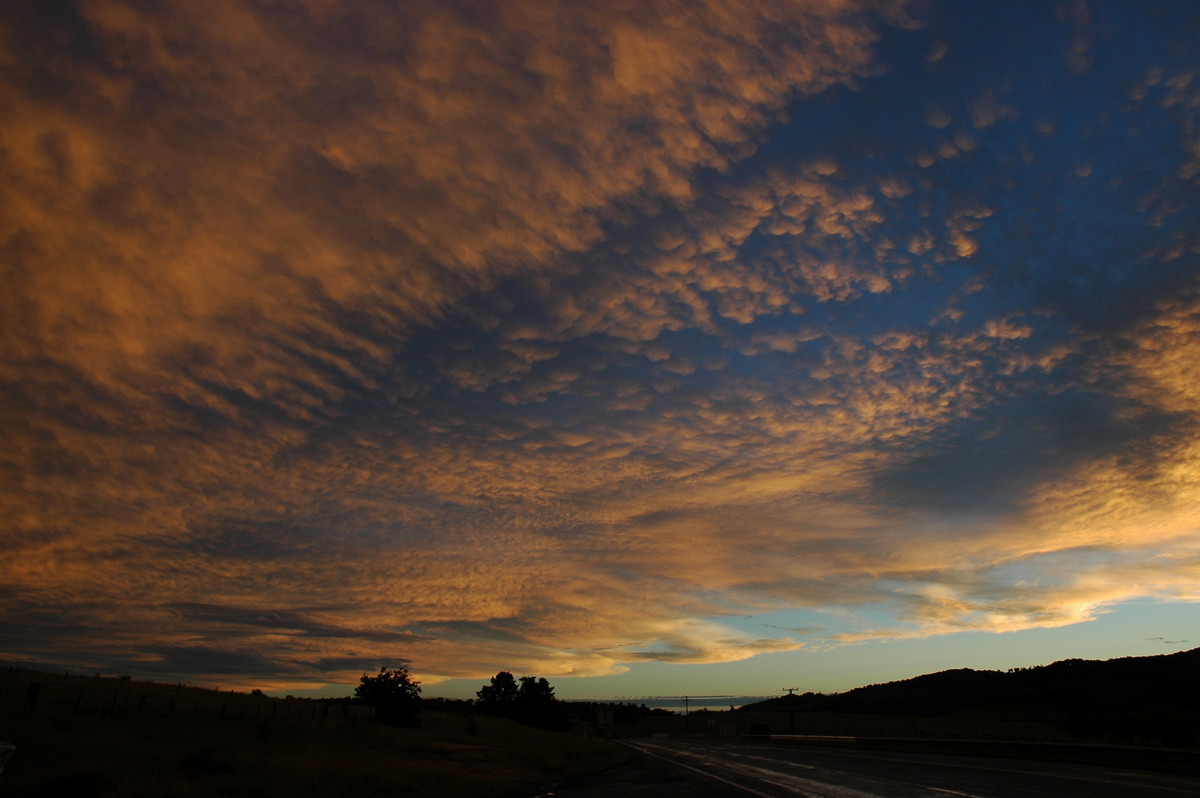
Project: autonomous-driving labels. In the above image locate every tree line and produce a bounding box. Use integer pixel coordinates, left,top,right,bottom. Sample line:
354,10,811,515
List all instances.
352,668,567,730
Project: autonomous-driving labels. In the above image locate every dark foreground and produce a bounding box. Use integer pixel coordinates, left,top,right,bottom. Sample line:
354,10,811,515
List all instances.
542,738,1200,798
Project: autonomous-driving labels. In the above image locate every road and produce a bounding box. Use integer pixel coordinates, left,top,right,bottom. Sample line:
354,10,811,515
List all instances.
566,739,1200,798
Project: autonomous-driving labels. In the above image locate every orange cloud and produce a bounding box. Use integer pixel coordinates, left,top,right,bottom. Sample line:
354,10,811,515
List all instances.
1,0,918,686
5,0,1200,693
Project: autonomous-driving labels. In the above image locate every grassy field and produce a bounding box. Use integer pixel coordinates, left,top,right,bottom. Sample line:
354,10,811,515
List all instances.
0,668,626,797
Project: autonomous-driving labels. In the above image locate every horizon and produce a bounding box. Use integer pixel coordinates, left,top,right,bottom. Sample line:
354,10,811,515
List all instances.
8,640,1198,714
8,635,1196,707
3,1,1199,699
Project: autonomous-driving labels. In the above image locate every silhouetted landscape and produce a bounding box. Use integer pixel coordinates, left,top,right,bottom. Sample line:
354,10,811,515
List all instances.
2,649,1197,796
0,667,626,797
740,647,1200,748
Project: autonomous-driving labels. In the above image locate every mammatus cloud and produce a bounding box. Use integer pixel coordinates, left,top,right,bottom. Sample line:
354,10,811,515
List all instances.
3,1,1199,692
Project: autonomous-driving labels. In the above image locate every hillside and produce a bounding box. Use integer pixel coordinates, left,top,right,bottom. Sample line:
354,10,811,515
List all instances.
741,648,1200,747
0,668,624,798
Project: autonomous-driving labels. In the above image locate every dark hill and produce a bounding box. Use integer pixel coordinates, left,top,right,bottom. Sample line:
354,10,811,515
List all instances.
741,648,1200,746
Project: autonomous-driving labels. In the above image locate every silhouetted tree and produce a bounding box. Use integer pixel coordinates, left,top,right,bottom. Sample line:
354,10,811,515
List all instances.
517,675,555,704
476,672,565,730
518,675,565,729
355,667,422,726
476,671,519,705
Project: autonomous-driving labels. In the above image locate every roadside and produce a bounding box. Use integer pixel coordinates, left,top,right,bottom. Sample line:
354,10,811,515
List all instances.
526,743,752,798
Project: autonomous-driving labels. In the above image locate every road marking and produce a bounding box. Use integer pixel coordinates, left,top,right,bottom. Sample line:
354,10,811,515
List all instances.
621,741,778,798
731,752,817,770
929,788,985,797
628,741,891,798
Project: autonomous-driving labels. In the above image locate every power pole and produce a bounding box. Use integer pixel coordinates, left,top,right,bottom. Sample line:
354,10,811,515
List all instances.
783,688,798,735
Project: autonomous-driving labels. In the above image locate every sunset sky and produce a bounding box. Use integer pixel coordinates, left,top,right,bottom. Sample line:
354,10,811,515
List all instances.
3,0,1199,702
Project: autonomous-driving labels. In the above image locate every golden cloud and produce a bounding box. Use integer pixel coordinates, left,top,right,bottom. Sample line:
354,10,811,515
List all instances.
6,0,1200,692
1,0,924,685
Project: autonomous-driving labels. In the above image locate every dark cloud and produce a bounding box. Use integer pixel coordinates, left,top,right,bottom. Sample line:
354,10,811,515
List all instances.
310,656,410,674
137,645,288,677
868,387,1184,517
166,602,433,645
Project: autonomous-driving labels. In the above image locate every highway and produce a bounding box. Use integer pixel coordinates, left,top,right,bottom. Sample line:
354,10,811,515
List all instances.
608,739,1200,798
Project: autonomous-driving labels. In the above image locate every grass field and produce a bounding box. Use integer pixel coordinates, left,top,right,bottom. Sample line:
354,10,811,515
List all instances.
0,668,626,797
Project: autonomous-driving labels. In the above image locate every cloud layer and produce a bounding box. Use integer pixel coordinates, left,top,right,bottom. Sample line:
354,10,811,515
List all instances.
2,0,1199,690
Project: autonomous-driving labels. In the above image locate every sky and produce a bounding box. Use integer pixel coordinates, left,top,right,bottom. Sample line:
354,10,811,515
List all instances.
2,0,1199,702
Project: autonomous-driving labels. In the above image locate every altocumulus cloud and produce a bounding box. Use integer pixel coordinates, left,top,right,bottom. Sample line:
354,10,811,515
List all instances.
1,0,1199,690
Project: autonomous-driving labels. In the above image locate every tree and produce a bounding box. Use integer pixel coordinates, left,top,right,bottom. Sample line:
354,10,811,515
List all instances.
517,676,554,705
476,671,519,705
355,667,422,726
517,675,564,729
475,672,566,730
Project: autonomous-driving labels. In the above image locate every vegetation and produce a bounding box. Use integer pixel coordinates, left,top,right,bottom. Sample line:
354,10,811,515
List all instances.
4,648,1195,795
0,668,624,798
354,667,422,727
475,672,566,731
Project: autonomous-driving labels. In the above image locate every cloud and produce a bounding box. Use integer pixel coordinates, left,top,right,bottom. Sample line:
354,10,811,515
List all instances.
0,0,896,411
3,0,1200,692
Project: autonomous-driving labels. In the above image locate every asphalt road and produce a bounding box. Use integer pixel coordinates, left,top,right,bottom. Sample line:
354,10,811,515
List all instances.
543,739,1200,798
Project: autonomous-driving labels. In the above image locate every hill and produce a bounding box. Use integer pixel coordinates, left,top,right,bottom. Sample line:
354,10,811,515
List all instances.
741,648,1200,747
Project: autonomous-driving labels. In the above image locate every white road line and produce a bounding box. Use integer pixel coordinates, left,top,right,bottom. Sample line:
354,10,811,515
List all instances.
731,752,817,770
621,741,778,798
628,741,888,798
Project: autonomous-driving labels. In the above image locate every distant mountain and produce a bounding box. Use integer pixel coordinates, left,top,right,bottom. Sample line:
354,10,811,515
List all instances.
740,648,1200,746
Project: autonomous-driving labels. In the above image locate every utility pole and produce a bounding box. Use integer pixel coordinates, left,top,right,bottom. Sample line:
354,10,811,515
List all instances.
783,688,798,735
